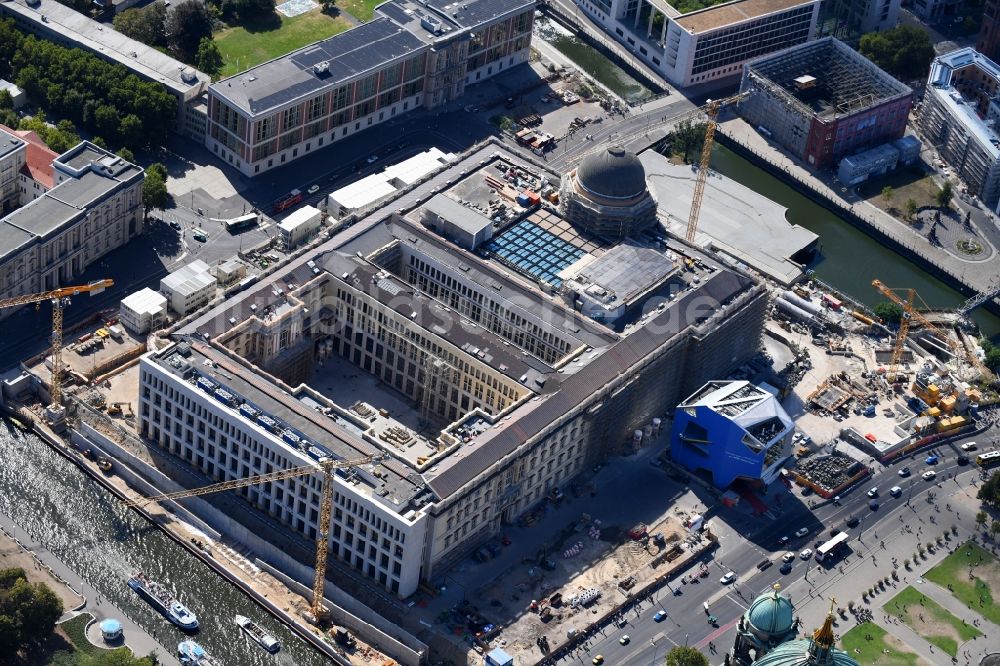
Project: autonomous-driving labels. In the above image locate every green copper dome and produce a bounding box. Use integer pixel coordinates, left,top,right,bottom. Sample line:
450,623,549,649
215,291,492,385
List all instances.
755,607,860,666
753,638,861,666
747,586,795,637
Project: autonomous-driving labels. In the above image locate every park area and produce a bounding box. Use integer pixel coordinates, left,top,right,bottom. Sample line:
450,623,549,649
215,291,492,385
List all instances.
885,586,981,657
215,10,352,78
858,167,941,215
839,622,926,666
925,540,1000,625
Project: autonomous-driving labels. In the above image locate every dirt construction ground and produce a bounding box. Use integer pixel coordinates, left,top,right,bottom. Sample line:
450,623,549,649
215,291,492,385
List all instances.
467,511,696,662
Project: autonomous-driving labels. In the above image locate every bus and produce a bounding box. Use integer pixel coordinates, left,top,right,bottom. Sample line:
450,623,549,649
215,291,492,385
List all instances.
815,531,850,564
272,189,302,213
225,213,259,233
976,450,1000,469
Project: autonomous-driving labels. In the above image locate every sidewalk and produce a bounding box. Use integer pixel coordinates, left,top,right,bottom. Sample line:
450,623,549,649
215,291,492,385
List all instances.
0,510,178,665
911,573,1000,662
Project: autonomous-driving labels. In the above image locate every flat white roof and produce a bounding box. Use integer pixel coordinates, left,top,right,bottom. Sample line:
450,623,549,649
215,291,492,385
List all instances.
329,148,456,212
278,205,322,233
161,260,214,296
121,287,167,314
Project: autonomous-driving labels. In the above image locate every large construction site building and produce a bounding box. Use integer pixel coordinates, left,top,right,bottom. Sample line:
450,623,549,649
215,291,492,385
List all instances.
738,37,913,167
137,143,768,598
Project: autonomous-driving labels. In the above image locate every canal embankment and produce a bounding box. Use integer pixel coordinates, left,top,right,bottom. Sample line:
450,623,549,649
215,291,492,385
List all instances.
715,117,1000,324
71,419,427,666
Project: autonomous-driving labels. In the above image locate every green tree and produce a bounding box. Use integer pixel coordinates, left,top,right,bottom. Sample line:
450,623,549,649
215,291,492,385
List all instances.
195,37,224,78
0,89,12,110
977,510,989,528
116,147,136,163
978,472,1000,509
142,162,169,211
17,581,62,644
576,82,593,99
903,197,918,222
118,114,145,151
881,185,894,207
319,0,337,11
670,120,708,164
859,25,935,80
166,0,214,62
936,181,953,208
873,301,903,326
113,2,167,47
982,339,1000,372
665,646,710,666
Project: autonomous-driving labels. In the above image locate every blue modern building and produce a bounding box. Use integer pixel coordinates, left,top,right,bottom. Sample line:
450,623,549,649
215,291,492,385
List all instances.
671,380,793,488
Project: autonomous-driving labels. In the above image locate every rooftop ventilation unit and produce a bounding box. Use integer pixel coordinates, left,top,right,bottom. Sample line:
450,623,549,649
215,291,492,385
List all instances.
421,15,443,33
314,61,330,75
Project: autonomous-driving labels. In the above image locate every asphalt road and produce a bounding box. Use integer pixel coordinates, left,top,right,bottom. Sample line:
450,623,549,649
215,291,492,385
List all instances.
552,430,990,665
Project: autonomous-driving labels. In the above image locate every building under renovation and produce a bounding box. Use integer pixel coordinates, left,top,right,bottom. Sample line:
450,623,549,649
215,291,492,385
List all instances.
142,143,769,598
738,37,913,167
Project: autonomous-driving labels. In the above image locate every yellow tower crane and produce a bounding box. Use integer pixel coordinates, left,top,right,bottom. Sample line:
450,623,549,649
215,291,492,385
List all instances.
685,92,749,242
0,280,113,412
871,279,963,380
128,453,385,622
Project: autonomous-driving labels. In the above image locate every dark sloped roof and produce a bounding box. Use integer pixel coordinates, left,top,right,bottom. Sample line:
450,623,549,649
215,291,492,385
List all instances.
576,146,647,200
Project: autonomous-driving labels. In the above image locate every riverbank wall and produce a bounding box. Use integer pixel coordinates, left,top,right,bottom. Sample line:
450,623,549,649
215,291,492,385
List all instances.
713,129,1000,319
28,416,426,666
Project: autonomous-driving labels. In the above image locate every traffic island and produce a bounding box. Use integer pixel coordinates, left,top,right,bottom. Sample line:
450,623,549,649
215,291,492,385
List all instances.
886,586,982,657
839,621,925,666
924,540,1000,625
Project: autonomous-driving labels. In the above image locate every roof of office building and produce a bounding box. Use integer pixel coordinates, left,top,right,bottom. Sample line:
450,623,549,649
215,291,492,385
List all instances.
0,125,23,161
675,0,817,33
210,0,534,116
149,342,428,515
926,48,1000,157
0,142,142,258
1,125,58,188
420,194,494,236
0,0,208,97
424,265,759,498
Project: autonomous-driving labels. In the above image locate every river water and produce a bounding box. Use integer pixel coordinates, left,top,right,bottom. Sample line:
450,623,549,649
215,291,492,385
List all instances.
0,421,332,666
710,145,1000,339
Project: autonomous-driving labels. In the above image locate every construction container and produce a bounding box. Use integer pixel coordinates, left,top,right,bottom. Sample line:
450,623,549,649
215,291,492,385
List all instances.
851,310,875,326
516,192,531,207
523,190,541,205
925,406,941,418
936,415,967,432
938,395,956,412
822,294,842,310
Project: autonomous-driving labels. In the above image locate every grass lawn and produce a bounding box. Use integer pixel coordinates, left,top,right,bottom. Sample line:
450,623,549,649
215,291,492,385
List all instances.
858,166,941,213
59,614,104,657
839,622,923,666
216,11,352,78
886,586,982,657
338,0,383,21
925,540,1000,626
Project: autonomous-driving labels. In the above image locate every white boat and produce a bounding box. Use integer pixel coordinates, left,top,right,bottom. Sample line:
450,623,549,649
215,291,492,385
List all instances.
128,572,198,631
178,640,221,665
235,614,280,653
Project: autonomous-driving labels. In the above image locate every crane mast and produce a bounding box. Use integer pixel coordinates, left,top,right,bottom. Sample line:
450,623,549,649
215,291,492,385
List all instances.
0,280,113,417
127,453,382,620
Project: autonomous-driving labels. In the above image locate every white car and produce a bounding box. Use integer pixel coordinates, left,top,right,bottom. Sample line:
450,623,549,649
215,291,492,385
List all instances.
794,527,809,538
800,549,813,560
922,470,937,481
307,184,320,195
782,551,796,563
792,433,803,443
720,571,737,585
961,442,977,451
889,486,902,497
867,487,879,498
366,155,378,164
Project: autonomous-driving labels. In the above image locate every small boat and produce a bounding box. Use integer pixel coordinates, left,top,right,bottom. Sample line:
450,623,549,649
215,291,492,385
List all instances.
128,572,198,631
235,614,280,653
97,458,113,474
178,640,222,665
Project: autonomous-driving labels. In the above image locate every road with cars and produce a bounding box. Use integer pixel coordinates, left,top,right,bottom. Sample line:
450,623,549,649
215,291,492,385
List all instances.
552,431,991,665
